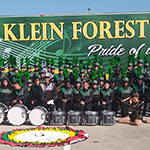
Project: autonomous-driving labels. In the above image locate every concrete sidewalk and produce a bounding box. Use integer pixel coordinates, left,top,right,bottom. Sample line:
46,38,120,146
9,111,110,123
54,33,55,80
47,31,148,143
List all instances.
0,116,150,150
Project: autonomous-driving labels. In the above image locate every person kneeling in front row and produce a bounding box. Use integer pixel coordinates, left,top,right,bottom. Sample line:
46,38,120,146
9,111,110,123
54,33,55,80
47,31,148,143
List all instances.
118,92,143,126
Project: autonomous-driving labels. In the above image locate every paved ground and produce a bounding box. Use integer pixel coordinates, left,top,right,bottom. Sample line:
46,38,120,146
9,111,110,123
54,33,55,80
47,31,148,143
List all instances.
0,115,150,150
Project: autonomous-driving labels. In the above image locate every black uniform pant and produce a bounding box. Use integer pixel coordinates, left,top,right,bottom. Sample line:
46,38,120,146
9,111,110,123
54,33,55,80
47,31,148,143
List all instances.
61,101,72,112
45,104,54,112
112,100,118,116
92,104,99,111
120,102,129,117
80,104,92,124
72,104,80,111
100,103,112,111
54,98,61,110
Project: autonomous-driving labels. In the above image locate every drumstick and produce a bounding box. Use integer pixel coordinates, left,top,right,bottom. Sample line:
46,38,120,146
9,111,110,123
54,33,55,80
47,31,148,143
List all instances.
123,96,131,102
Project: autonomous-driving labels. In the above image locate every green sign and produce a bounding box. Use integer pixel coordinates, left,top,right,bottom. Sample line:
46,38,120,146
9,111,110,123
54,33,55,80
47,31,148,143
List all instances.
0,12,150,68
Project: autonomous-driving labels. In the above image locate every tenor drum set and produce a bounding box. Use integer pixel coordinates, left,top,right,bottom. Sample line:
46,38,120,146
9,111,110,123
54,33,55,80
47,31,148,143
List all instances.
0,102,116,126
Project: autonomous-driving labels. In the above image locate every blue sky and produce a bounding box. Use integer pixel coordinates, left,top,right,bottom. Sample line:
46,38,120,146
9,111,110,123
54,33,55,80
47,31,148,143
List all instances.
0,0,150,16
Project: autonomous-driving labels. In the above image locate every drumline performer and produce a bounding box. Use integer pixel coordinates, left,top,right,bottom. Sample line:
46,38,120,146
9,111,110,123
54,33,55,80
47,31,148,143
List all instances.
0,78,13,109
80,80,93,124
30,76,43,108
92,80,100,111
100,80,114,111
11,81,28,107
72,78,82,111
59,79,74,112
116,77,133,117
40,72,58,112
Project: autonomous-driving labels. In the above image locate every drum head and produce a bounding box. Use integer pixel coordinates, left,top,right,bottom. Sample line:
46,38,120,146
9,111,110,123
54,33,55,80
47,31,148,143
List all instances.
67,110,81,115
52,111,64,115
85,111,98,115
101,110,114,115
0,108,5,124
7,106,27,126
29,108,47,126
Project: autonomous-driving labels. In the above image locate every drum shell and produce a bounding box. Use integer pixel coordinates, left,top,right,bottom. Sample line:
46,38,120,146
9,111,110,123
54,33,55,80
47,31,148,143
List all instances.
100,110,115,126
51,111,65,126
84,111,99,126
29,106,48,126
0,103,8,124
67,110,81,126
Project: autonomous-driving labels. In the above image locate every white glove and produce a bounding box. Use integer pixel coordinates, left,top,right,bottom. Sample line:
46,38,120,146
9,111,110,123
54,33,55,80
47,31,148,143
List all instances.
47,99,54,105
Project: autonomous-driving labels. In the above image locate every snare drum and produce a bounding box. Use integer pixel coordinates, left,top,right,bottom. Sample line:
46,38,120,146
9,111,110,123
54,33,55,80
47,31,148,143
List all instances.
51,111,65,126
84,111,99,126
0,102,8,124
29,106,48,126
7,104,29,126
100,110,115,126
67,110,81,125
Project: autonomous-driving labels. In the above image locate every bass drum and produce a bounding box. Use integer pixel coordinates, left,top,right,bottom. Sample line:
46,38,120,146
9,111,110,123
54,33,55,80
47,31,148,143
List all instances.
7,104,29,126
29,106,48,126
0,102,8,124
51,111,65,126
100,110,115,126
84,111,99,126
67,110,81,126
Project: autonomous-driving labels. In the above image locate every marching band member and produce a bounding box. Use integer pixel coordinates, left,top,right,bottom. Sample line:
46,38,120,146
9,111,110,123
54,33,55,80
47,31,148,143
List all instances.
0,66,7,84
98,77,104,90
127,63,134,87
39,70,45,84
26,79,34,109
33,63,40,80
55,66,65,110
80,80,93,124
100,80,114,111
133,75,145,100
51,66,56,83
7,65,15,82
119,92,143,126
47,65,51,73
80,80,93,111
0,78,13,108
59,79,74,112
110,78,118,115
27,65,34,82
55,66,64,87
92,80,100,111
94,62,99,71
11,81,28,106
79,69,88,88
30,76,43,108
72,78,82,110
86,65,92,79
40,72,58,111
116,77,133,117
114,66,122,87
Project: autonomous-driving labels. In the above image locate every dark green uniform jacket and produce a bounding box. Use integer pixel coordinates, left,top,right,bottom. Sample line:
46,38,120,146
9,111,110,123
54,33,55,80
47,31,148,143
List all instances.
12,87,28,106
72,87,82,110
100,88,114,110
82,88,93,110
0,86,13,107
92,87,100,111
